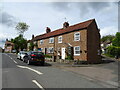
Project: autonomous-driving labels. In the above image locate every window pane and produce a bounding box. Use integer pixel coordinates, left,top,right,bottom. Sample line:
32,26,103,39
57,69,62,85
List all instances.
75,51,80,54
74,32,80,41
75,47,80,50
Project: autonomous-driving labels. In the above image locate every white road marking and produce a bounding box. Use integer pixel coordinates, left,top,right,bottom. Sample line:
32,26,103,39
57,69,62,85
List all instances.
17,65,43,75
32,80,45,90
4,54,18,64
13,60,18,64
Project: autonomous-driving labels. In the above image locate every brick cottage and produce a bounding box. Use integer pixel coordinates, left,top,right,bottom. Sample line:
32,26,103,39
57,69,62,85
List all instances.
28,19,101,63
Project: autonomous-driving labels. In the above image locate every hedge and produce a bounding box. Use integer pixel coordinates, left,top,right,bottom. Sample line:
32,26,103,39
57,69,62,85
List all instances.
106,46,120,57
45,54,52,58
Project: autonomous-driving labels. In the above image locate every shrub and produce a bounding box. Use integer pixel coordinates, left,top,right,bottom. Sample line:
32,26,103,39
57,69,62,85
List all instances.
45,54,52,58
65,56,73,60
107,46,120,57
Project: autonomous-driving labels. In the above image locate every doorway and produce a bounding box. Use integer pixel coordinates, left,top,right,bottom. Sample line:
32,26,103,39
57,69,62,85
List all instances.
61,48,65,59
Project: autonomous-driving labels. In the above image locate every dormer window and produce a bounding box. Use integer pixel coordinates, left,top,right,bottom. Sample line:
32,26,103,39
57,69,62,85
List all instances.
74,32,80,41
49,37,54,43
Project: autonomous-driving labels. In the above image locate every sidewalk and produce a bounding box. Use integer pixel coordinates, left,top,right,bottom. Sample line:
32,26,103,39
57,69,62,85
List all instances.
46,58,119,88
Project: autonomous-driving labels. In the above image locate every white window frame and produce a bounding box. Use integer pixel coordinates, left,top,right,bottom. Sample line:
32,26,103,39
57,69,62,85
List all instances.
58,36,62,43
74,32,80,41
40,40,44,45
34,41,37,44
74,46,80,56
28,43,30,47
47,47,54,53
49,37,54,43
40,48,43,52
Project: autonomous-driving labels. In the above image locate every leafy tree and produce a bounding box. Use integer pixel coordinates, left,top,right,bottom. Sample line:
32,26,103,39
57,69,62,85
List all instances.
112,32,120,47
29,42,34,51
15,22,29,35
107,46,120,57
101,35,115,42
11,35,27,53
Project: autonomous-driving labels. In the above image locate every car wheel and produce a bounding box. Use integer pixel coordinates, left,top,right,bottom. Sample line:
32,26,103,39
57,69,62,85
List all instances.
40,61,44,66
23,58,25,62
20,56,21,60
23,57,27,63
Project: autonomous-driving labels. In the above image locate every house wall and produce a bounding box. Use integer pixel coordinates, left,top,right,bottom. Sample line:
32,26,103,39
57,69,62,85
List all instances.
87,20,101,63
37,29,88,61
0,48,2,53
38,38,54,56
5,46,13,53
35,20,101,63
55,29,87,61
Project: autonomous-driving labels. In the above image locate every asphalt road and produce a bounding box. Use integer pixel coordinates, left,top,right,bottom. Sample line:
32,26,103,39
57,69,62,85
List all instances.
2,53,118,89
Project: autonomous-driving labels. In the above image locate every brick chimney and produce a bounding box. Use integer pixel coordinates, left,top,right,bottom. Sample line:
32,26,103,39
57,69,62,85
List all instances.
6,39,8,41
63,22,69,29
32,34,34,39
46,27,51,33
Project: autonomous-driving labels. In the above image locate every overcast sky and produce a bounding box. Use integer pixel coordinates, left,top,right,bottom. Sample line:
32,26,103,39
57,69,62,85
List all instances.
0,1,118,48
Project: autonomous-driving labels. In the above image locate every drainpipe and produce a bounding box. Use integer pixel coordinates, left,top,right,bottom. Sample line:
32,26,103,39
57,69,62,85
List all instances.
53,37,56,62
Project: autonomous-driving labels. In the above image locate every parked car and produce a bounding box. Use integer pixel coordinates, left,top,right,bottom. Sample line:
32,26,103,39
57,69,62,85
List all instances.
17,51,28,60
23,51,45,65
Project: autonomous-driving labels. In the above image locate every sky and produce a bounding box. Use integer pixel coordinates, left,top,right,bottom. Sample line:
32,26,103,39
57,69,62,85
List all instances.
0,0,119,48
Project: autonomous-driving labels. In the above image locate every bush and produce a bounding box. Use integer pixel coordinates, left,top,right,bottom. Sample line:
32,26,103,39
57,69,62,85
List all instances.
106,46,120,57
45,54,52,58
65,56,73,60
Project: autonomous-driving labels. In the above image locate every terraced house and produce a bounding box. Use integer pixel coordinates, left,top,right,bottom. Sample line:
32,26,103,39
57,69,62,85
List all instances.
4,39,14,53
28,19,101,63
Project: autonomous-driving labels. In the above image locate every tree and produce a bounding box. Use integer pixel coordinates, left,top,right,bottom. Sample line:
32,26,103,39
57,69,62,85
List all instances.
112,32,120,47
101,35,115,43
15,22,29,35
11,35,27,53
29,42,34,51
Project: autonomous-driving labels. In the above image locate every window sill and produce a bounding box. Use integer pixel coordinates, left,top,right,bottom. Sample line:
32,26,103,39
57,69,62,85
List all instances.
74,54,80,56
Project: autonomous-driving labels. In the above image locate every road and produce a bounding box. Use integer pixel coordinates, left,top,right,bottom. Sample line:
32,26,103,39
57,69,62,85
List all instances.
2,53,118,89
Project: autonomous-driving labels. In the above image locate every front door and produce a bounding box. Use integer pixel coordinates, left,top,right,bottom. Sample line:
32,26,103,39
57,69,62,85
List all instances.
62,48,65,59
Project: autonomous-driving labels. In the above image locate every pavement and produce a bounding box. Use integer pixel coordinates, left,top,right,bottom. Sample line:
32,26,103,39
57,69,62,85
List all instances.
46,56,119,88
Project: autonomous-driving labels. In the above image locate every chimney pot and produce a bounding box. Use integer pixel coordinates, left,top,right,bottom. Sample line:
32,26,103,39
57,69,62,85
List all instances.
63,22,69,29
46,27,51,33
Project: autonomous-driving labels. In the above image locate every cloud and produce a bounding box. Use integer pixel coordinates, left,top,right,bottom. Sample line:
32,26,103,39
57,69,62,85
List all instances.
100,26,118,37
0,12,18,27
0,33,9,48
51,2,111,17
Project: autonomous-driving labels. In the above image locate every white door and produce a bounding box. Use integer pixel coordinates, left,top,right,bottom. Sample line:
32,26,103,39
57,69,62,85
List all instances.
62,48,65,59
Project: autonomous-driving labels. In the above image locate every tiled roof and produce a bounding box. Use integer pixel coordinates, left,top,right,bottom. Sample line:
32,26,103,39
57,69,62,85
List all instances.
32,19,95,41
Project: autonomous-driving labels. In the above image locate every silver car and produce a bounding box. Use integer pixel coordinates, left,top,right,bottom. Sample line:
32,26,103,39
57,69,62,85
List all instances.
17,51,27,60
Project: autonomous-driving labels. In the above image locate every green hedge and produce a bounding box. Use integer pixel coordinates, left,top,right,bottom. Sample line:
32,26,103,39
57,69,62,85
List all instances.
45,54,52,58
65,56,73,60
106,46,120,57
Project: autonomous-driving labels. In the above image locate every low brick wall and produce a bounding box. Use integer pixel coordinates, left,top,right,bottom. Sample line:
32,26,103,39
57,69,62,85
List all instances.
45,58,90,65
45,58,53,62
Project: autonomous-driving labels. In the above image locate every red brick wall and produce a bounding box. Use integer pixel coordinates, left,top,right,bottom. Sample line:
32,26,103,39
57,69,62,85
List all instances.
37,20,101,63
87,20,101,63
37,29,88,61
